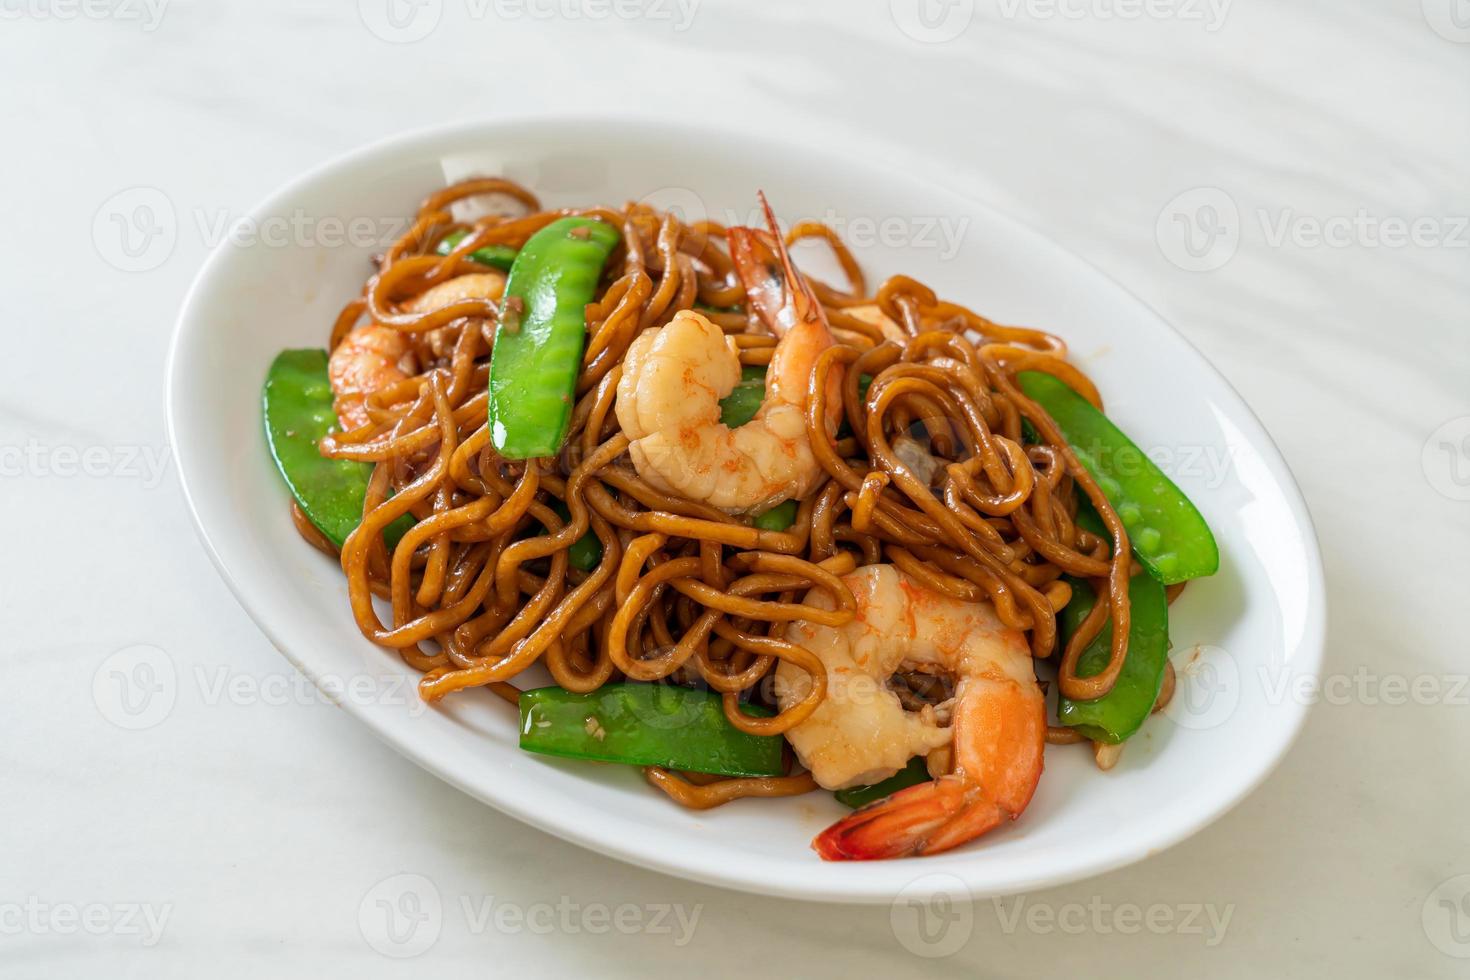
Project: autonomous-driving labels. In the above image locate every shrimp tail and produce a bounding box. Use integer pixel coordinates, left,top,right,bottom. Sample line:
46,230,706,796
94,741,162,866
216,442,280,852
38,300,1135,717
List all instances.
812,675,1045,860
727,191,821,336
814,778,1002,861
757,190,822,328
726,192,844,436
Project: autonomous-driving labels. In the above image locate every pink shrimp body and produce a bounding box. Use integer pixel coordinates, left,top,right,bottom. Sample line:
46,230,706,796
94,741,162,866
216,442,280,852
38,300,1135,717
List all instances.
615,194,842,514
327,272,504,429
776,564,1046,860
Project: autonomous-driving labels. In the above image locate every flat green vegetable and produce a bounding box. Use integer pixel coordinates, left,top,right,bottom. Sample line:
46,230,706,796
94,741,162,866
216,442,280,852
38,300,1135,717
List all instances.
263,350,412,550
435,230,518,271
834,757,931,809
1056,573,1170,744
721,368,871,432
718,364,768,428
1017,371,1218,585
753,500,797,531
488,216,621,459
544,499,602,572
519,684,783,778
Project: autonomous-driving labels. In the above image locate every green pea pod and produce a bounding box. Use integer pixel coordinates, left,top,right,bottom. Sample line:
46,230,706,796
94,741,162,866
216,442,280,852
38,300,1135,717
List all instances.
834,757,931,809
518,684,783,778
1056,573,1170,744
262,349,411,549
489,217,621,459
753,500,797,531
1017,371,1218,585
719,368,871,432
435,230,518,272
544,499,603,572
724,368,871,442
707,362,797,533
718,364,767,428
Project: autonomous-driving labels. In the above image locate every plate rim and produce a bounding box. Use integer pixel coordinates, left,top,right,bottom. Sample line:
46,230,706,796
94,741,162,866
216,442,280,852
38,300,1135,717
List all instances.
165,112,1327,904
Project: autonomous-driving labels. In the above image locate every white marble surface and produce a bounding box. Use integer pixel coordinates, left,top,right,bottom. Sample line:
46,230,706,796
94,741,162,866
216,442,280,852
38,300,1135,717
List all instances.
2,0,1466,976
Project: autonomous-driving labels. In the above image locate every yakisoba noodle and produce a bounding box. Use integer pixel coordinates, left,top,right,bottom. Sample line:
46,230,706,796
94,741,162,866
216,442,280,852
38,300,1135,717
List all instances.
304,178,1178,822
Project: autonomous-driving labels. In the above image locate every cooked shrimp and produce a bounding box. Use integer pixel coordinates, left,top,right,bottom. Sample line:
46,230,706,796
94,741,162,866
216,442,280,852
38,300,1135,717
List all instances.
611,192,840,514
775,564,1045,860
615,194,842,513
328,273,505,429
328,326,414,430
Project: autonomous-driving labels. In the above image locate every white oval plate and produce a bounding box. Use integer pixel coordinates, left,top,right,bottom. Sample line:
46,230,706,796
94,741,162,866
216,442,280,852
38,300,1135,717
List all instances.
167,117,1325,904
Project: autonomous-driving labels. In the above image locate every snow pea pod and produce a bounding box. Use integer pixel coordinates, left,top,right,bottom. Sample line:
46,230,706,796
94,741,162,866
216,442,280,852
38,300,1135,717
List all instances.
488,216,620,459
752,500,797,531
722,367,872,433
1056,573,1170,743
834,757,931,809
262,349,411,549
518,684,783,778
435,230,518,272
543,499,602,572
718,364,767,428
1016,371,1218,585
